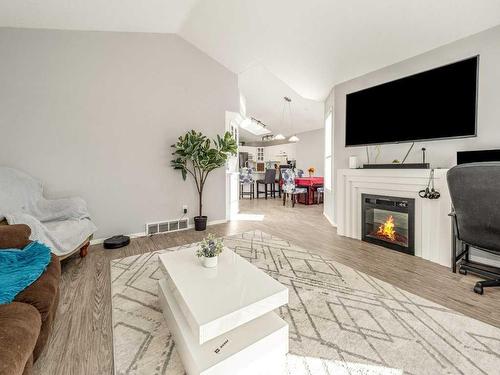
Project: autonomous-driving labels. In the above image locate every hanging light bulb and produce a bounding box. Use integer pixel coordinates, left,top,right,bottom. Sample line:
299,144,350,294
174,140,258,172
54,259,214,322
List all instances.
288,135,300,142
274,133,285,140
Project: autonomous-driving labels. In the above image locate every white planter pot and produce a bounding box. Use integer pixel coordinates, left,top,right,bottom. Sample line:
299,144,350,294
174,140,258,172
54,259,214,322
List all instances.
202,256,218,268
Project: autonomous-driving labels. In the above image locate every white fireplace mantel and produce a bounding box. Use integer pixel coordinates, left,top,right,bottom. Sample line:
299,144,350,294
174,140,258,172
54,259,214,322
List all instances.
336,168,451,267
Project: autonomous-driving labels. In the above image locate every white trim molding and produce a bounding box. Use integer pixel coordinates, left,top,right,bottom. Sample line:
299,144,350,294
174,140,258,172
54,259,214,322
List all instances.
336,168,451,267
323,212,337,227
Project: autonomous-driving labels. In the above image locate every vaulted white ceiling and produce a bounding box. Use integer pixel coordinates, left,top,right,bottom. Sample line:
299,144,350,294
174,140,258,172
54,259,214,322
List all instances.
180,0,500,101
2,0,500,134
238,65,323,140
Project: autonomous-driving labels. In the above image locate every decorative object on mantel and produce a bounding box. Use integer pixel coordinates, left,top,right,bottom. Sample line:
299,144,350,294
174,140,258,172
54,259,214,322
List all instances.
171,130,237,231
419,169,440,199
363,142,429,169
374,145,381,163
307,167,315,177
195,233,224,268
349,156,358,169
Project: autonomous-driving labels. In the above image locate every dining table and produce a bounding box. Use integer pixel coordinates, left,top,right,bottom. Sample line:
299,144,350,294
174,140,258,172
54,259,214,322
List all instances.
295,176,324,205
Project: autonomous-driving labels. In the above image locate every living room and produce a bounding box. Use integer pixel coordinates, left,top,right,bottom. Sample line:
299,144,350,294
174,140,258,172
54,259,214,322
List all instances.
1,2,500,375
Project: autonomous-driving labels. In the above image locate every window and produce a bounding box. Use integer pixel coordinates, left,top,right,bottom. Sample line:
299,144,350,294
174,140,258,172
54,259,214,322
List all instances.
324,112,332,190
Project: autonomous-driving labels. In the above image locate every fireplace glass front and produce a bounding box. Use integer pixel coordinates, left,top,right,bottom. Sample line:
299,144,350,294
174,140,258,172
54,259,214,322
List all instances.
362,194,415,255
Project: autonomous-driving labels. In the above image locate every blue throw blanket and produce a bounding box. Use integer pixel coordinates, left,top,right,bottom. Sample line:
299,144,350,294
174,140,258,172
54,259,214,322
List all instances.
0,241,51,304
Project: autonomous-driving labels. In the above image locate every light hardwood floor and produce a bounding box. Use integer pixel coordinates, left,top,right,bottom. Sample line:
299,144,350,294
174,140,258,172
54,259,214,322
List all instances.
35,198,500,374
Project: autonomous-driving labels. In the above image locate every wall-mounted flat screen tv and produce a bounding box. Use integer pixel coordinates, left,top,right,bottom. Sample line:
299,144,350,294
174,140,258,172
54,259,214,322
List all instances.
345,56,478,147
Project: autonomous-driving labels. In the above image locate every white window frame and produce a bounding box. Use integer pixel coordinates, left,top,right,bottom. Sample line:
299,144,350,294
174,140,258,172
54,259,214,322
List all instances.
324,111,332,191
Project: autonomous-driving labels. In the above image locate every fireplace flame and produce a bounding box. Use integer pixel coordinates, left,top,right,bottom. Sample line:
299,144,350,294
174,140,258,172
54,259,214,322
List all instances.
377,215,396,241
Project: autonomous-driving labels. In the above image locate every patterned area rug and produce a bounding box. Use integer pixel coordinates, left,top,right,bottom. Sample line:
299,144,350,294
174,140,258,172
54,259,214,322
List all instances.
111,231,500,375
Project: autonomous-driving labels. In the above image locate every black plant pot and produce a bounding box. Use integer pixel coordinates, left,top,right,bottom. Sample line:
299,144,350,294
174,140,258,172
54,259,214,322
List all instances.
194,216,207,231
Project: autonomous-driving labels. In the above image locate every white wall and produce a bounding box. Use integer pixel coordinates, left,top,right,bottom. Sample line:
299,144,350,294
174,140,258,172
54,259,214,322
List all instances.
295,129,324,175
325,25,500,224
265,143,296,163
0,28,239,238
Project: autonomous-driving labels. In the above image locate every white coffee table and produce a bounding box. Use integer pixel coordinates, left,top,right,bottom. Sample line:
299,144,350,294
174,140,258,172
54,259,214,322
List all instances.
157,246,289,375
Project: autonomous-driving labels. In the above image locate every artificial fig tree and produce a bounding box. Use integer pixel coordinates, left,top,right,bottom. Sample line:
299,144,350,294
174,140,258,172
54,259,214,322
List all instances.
171,130,237,230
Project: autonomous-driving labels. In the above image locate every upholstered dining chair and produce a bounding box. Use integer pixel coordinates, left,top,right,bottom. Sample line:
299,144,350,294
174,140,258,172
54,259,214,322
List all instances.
282,168,307,207
316,187,325,204
256,169,276,199
447,162,500,295
239,168,254,199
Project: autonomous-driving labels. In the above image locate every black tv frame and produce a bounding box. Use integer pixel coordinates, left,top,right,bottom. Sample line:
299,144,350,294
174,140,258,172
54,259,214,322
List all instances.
345,55,479,148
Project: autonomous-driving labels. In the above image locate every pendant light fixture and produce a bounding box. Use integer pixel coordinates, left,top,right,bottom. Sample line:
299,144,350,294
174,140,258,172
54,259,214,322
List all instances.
281,96,299,142
274,133,286,140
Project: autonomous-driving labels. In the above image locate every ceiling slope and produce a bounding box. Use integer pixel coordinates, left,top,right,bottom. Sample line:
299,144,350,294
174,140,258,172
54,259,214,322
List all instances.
180,0,500,100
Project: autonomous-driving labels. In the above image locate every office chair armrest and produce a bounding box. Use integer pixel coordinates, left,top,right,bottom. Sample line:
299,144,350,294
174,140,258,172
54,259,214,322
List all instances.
448,210,460,239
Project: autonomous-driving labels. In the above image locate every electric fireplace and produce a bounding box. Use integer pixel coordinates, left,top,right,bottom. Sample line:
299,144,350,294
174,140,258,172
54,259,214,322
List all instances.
361,194,415,255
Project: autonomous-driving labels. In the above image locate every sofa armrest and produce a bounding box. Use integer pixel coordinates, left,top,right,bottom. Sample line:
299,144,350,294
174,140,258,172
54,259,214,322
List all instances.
0,224,31,249
0,302,41,375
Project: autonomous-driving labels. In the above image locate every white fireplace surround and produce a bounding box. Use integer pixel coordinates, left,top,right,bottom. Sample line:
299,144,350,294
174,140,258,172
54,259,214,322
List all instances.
336,168,452,267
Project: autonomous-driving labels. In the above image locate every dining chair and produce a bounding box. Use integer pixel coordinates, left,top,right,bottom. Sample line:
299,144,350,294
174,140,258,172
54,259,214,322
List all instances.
239,168,254,199
256,169,276,199
281,169,307,207
278,165,292,197
316,187,324,204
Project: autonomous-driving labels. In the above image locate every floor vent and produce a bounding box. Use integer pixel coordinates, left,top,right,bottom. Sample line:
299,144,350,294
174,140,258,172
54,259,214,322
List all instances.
146,218,189,235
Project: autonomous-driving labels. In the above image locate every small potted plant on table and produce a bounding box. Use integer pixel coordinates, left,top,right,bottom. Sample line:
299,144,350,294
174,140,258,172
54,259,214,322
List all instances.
308,167,315,177
196,234,224,268
171,130,237,231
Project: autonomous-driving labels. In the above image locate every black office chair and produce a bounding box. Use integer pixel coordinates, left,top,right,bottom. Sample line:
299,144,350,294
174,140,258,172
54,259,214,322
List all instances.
256,169,276,199
447,162,500,294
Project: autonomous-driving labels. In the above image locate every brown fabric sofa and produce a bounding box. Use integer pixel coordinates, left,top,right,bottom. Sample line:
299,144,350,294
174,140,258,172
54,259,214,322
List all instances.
0,224,61,375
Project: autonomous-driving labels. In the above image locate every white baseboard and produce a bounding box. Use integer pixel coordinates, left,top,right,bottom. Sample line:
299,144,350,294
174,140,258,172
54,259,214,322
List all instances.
323,212,337,227
90,219,228,245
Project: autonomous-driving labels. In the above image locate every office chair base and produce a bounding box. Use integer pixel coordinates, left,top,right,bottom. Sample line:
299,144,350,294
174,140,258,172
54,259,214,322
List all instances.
473,279,500,295
473,284,483,295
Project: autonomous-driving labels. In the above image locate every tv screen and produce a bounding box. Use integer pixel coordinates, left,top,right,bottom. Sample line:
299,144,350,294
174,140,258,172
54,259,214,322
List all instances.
345,56,478,147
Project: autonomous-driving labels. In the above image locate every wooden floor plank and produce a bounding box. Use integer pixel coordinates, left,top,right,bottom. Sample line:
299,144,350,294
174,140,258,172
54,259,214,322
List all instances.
34,198,500,374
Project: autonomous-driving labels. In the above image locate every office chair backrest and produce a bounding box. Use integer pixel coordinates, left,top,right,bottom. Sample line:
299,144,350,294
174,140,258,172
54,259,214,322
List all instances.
447,162,500,252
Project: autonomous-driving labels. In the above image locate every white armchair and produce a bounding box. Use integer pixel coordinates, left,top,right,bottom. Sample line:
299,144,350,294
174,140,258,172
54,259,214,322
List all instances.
0,167,97,258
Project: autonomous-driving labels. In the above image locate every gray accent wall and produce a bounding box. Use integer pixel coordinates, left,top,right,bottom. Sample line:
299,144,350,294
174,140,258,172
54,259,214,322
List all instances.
0,28,239,238
324,25,500,224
